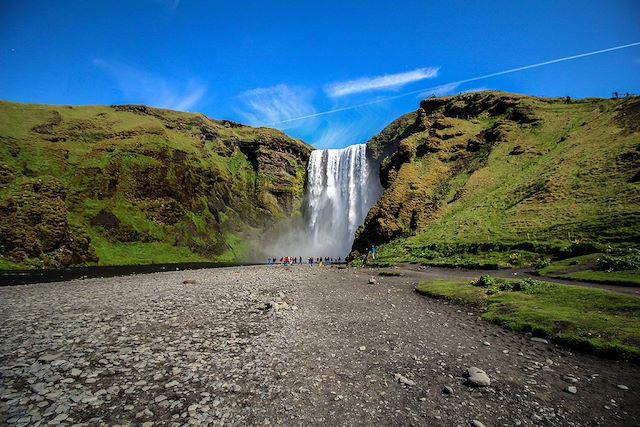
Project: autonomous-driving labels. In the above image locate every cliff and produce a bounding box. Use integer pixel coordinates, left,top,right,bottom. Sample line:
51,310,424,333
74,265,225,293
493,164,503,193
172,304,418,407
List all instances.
353,91,640,267
0,101,312,269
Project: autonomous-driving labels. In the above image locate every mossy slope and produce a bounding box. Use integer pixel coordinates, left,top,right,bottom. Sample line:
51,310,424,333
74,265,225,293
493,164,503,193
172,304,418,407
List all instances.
354,92,640,268
0,101,311,269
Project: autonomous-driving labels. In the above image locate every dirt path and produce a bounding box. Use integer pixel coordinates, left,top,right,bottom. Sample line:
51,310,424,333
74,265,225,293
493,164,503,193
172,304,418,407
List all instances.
1,266,638,426
389,264,640,297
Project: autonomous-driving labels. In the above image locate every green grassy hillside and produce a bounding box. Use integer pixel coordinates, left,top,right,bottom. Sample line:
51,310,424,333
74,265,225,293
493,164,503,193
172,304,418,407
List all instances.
354,92,640,270
0,101,311,269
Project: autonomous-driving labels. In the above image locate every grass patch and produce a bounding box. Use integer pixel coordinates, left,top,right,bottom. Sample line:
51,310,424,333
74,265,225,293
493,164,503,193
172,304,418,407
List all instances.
552,270,640,287
0,258,25,270
378,270,404,277
415,276,640,361
88,232,209,266
537,253,640,286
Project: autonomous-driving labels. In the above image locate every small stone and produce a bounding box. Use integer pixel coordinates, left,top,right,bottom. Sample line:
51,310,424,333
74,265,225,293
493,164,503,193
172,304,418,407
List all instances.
617,384,629,390
70,368,82,377
530,337,548,344
368,278,377,284
565,386,577,394
183,280,197,284
38,353,62,362
155,395,168,403
359,346,366,351
394,373,416,386
482,341,490,346
52,414,68,422
472,420,486,427
465,367,490,387
442,386,454,395
562,375,578,384
164,380,179,388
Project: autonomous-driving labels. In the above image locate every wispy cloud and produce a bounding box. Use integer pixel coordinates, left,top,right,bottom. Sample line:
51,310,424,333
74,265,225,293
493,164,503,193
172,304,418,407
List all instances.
236,84,316,128
152,0,180,12
324,67,439,98
93,58,205,111
417,82,461,99
462,86,491,94
311,121,367,149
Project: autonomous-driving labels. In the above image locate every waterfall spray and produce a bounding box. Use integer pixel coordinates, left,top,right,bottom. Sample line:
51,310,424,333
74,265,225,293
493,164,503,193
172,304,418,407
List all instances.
302,144,382,258
259,143,382,260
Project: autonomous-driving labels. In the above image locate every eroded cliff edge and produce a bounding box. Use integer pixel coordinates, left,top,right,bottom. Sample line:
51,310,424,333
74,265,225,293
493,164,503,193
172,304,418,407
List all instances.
0,102,312,269
353,91,640,267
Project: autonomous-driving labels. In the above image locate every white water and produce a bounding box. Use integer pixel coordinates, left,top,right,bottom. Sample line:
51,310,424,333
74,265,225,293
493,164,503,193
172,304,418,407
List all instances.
301,144,383,258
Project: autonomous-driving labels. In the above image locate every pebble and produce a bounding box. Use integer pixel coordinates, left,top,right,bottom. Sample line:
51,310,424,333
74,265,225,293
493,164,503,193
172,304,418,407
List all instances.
472,420,486,427
442,386,454,395
617,384,629,390
565,386,577,394
394,373,416,386
359,346,366,351
465,367,491,387
530,337,549,344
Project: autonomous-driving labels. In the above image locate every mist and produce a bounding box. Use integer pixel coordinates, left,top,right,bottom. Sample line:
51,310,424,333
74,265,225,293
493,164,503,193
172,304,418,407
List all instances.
256,144,383,261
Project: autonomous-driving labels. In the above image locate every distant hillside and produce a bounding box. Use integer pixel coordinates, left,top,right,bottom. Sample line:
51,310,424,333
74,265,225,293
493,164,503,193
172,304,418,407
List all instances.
354,92,640,268
0,101,311,269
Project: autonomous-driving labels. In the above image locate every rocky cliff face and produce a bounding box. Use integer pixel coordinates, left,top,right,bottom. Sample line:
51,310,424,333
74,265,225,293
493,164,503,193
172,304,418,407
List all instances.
0,102,311,269
352,92,640,266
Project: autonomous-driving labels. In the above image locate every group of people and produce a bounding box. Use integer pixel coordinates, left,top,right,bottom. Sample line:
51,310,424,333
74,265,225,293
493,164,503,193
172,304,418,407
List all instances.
266,256,343,266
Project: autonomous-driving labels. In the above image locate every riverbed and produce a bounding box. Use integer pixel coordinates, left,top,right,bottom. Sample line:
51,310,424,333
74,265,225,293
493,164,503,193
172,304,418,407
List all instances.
1,265,638,426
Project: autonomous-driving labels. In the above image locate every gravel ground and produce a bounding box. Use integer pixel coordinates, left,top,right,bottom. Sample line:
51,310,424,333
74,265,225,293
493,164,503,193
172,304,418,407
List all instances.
1,265,638,426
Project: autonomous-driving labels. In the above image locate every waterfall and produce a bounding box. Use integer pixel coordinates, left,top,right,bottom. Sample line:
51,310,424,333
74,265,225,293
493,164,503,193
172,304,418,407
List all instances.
302,144,383,258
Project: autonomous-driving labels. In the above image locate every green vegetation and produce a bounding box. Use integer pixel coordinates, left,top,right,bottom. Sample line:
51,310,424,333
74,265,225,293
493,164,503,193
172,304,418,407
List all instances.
0,101,312,269
536,253,640,286
378,270,404,276
416,276,640,360
354,92,640,272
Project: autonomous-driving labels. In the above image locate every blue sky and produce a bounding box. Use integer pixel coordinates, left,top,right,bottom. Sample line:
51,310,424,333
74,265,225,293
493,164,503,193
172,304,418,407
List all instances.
1,1,639,149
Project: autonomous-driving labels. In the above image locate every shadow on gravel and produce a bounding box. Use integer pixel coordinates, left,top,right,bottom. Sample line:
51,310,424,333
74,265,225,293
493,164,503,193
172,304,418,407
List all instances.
0,262,255,286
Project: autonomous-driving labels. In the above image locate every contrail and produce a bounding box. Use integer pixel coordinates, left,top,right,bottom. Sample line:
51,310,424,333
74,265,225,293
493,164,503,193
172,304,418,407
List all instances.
264,41,640,126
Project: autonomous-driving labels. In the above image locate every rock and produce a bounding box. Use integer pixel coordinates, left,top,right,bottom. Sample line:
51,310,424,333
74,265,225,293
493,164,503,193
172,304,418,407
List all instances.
154,395,168,403
394,373,416,386
70,368,82,377
183,280,197,284
38,353,62,362
359,346,366,351
442,386,454,395
472,420,486,427
482,341,490,346
562,375,578,384
368,277,377,284
52,413,68,422
274,301,289,312
565,386,577,394
617,384,629,390
530,337,548,344
465,367,490,387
